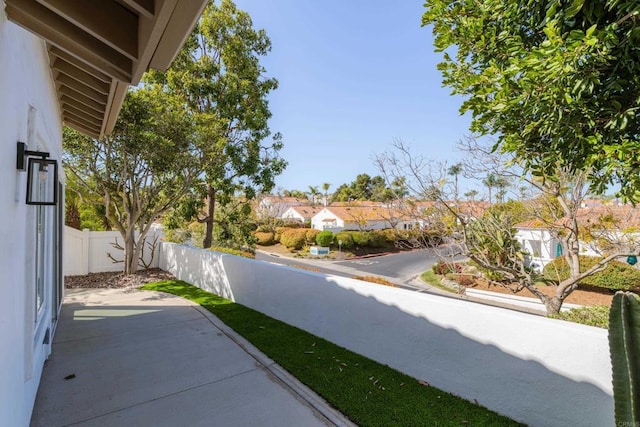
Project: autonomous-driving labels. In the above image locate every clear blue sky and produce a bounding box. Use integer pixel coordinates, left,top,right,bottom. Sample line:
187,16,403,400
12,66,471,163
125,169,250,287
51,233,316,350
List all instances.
235,0,473,193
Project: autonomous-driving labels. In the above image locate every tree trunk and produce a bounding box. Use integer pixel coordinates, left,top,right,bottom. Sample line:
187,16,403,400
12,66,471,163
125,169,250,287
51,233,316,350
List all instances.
124,234,137,275
203,184,215,249
544,295,563,316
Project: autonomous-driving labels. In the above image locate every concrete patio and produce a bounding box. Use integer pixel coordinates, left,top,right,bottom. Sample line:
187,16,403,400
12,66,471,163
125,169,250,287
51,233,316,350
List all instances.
31,288,353,427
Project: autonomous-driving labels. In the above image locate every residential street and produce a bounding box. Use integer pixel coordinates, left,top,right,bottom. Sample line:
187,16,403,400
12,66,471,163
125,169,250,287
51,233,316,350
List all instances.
255,248,444,291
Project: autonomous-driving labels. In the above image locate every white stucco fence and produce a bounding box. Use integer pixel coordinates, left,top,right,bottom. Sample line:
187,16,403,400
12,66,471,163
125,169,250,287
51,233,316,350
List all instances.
159,242,613,427
64,226,160,275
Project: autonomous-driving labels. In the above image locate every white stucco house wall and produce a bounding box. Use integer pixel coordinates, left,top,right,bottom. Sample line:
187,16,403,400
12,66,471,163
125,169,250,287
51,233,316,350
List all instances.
515,217,616,271
0,1,206,425
281,205,321,223
515,223,562,271
0,13,64,424
311,206,411,232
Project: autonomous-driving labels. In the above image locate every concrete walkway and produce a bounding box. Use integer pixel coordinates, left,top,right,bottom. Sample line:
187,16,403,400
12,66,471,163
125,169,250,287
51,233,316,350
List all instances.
31,288,353,427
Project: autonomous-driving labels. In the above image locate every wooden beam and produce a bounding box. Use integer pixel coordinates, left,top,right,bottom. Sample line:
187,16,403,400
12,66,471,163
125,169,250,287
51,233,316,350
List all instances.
61,99,104,121
118,0,154,20
59,93,105,115
53,58,110,95
56,73,110,102
102,81,129,136
133,0,178,83
48,45,111,83
149,0,208,71
37,0,138,60
5,0,132,81
63,117,101,138
62,110,101,132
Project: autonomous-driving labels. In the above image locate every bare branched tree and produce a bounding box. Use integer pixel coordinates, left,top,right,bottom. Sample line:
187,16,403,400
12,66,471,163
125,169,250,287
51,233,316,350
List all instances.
376,137,638,315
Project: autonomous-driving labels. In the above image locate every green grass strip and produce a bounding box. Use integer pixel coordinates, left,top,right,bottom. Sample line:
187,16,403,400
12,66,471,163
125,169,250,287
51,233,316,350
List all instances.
141,280,522,426
420,270,458,294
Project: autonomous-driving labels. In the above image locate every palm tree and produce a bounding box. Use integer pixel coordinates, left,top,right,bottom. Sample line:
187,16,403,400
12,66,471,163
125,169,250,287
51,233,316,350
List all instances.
448,163,463,202
307,185,320,207
464,189,478,202
321,182,331,206
483,173,499,204
494,176,511,203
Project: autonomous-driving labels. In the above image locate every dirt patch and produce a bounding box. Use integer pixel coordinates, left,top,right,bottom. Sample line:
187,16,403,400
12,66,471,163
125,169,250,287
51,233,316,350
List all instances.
466,280,614,307
65,268,175,289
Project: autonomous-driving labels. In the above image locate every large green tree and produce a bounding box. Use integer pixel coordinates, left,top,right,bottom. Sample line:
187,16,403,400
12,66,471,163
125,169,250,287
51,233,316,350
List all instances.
64,86,198,274
331,173,396,202
423,0,640,201
152,0,285,249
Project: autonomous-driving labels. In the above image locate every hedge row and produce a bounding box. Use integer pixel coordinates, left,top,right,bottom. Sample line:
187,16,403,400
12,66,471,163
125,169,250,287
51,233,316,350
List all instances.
542,255,640,291
254,227,446,251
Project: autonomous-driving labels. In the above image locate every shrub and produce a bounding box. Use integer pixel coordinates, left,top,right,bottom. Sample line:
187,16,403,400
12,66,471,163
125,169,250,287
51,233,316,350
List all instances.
335,232,355,249
380,228,400,243
316,230,334,247
432,261,463,275
456,274,475,287
274,227,292,243
254,231,275,246
351,231,371,247
282,220,306,229
543,256,640,291
550,305,610,329
280,228,308,249
368,230,389,248
305,229,320,245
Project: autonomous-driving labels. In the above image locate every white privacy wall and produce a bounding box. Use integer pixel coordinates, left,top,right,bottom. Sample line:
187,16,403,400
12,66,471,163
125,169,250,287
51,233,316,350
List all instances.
160,243,613,427
64,226,160,275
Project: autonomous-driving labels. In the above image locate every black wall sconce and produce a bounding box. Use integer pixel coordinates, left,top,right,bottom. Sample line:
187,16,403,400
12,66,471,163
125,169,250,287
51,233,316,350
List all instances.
17,142,58,206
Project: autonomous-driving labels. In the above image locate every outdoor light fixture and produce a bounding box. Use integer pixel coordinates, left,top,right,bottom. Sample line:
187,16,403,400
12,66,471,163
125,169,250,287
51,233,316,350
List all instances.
17,142,58,205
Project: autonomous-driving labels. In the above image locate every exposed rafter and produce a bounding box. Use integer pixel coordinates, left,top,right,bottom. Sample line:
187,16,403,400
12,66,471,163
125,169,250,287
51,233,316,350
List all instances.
5,0,207,139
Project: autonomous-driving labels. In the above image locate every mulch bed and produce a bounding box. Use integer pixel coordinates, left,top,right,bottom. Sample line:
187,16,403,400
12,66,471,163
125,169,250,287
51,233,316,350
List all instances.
466,280,615,307
65,268,175,289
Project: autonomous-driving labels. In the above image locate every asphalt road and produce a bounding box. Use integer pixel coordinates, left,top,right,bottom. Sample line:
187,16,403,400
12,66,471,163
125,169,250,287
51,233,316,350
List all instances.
255,248,443,287
335,250,439,282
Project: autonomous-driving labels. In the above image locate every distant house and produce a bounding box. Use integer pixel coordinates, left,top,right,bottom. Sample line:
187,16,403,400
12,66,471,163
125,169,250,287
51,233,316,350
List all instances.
281,206,322,223
515,204,640,270
515,220,563,271
311,205,411,232
257,196,308,218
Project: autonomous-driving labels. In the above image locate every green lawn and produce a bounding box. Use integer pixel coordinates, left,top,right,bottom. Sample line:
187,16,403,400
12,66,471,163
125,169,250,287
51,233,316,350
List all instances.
420,270,458,294
141,280,522,426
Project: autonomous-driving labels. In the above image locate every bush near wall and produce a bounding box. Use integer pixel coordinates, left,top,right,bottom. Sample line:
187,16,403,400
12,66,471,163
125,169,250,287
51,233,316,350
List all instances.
543,256,640,291
255,231,275,246
280,228,308,250
316,230,334,247
551,305,610,328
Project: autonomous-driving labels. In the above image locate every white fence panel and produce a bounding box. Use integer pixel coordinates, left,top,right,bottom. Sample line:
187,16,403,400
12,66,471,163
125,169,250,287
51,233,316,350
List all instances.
64,226,160,275
160,242,614,427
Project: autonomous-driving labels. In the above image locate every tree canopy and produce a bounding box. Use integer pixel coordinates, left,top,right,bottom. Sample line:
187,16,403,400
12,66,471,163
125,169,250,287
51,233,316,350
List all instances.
151,0,285,248
423,0,640,201
64,85,198,273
